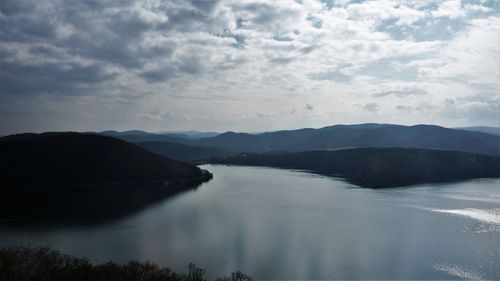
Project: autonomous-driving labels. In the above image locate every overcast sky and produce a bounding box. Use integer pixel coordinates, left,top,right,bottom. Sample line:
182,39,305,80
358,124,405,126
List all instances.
1,0,499,134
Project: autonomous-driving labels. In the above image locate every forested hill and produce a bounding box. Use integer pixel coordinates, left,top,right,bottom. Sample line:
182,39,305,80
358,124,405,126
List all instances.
197,124,500,156
0,132,210,190
135,141,231,162
209,148,500,188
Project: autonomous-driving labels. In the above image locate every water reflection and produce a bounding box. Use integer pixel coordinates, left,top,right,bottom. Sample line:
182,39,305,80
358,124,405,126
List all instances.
0,181,205,227
0,165,499,280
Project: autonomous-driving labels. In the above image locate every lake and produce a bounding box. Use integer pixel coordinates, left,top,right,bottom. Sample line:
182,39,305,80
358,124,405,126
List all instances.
1,165,499,280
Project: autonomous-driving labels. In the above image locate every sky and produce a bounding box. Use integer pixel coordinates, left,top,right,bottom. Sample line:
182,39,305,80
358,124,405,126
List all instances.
0,0,499,134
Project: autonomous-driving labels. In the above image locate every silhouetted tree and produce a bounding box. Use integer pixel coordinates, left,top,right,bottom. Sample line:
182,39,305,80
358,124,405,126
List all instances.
215,271,253,281
0,246,252,281
181,263,207,281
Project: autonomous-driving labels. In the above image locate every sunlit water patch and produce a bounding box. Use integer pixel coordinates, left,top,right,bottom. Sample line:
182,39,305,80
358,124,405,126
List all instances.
433,263,484,280
430,208,500,224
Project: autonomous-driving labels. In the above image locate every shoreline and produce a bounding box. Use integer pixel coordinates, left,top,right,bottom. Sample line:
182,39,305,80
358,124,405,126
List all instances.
0,169,213,224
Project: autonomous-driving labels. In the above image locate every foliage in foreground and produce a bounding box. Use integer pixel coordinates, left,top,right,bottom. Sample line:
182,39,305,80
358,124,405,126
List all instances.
0,246,252,281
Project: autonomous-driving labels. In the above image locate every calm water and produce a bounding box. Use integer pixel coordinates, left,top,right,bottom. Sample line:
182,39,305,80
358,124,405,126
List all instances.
1,165,499,280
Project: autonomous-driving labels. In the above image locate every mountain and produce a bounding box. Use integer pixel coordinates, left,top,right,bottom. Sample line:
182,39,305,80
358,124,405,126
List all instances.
0,132,213,222
209,148,500,188
100,130,150,136
194,124,500,156
0,132,211,190
99,130,191,143
135,141,232,162
98,130,219,142
456,126,500,136
156,131,220,139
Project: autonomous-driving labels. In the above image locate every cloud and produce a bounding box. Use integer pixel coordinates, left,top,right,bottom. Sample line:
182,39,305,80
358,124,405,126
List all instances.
363,102,379,113
310,69,352,82
439,93,500,124
431,0,466,19
395,105,413,113
140,66,177,83
372,88,426,98
0,59,115,96
0,0,499,134
346,1,426,27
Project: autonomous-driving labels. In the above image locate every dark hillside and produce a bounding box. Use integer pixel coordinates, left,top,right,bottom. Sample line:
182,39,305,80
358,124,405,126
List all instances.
136,141,232,162
0,132,208,189
0,132,212,222
210,148,500,188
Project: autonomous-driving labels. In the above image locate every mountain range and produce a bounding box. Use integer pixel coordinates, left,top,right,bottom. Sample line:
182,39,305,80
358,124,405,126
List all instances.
100,124,500,160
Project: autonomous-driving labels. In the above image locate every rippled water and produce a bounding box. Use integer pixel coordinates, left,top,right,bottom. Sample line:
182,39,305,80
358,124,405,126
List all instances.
1,165,499,280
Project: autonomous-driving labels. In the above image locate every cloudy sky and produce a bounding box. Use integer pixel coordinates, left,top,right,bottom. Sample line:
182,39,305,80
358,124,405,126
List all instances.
0,0,499,134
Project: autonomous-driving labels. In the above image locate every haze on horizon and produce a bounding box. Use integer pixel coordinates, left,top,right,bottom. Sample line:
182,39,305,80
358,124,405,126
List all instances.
1,0,499,135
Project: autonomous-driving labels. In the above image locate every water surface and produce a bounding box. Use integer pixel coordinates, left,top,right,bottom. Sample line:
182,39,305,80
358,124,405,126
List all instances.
1,165,499,280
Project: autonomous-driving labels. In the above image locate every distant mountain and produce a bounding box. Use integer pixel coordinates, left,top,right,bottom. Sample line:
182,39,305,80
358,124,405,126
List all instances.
99,130,191,143
157,131,220,139
210,148,500,188
0,132,211,190
100,130,150,136
456,126,500,136
98,130,219,142
194,124,500,156
135,141,232,162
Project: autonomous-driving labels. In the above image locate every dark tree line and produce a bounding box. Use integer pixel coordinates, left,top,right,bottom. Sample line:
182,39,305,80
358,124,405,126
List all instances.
0,246,252,281
210,148,500,188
